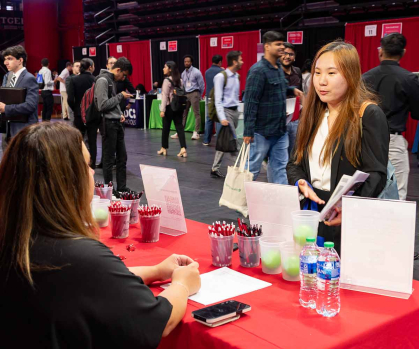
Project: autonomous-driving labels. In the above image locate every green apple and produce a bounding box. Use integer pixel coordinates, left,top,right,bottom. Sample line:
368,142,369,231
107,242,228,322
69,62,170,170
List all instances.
294,224,315,246
283,255,300,277
261,250,281,269
94,208,108,224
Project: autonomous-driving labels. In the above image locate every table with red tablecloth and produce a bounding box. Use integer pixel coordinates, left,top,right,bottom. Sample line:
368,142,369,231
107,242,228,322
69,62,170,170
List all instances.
100,220,419,349
38,89,62,118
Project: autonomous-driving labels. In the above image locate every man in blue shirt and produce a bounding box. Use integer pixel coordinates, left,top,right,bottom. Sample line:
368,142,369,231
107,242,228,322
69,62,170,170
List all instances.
203,55,223,146
172,55,205,140
244,31,303,184
211,51,243,178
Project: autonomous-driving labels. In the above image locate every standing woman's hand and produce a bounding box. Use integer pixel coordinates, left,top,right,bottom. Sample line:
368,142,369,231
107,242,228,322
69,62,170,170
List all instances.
160,111,165,118
298,179,325,205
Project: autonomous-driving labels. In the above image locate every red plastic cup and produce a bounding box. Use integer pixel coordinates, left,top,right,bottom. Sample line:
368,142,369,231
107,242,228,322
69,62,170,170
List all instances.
110,211,130,239
139,215,161,243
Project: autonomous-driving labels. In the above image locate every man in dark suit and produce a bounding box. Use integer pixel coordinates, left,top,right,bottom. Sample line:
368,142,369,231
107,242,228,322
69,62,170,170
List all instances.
363,33,419,200
0,45,39,151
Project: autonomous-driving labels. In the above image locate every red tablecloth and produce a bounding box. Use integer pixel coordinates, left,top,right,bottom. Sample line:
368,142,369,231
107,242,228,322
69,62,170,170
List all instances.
100,220,419,349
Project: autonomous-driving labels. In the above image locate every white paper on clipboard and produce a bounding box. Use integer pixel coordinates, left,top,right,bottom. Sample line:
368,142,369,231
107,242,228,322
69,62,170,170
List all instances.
245,182,300,241
140,165,187,236
340,196,416,299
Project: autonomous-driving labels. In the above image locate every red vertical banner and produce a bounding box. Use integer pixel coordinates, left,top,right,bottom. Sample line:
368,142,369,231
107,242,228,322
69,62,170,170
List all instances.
89,47,97,57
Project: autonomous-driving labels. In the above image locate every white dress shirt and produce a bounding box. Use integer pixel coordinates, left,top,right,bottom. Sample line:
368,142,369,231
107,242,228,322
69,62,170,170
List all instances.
38,67,54,91
213,68,240,121
59,68,70,92
309,109,332,191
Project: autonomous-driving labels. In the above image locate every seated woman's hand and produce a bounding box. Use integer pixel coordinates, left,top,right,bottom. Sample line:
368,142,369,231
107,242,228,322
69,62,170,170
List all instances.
171,262,201,296
298,179,325,205
156,254,195,282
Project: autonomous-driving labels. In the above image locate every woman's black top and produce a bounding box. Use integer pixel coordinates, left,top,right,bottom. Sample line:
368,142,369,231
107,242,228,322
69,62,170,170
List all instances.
0,235,172,348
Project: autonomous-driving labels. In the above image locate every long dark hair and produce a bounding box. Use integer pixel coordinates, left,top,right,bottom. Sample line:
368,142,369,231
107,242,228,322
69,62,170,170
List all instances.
294,41,377,168
165,61,181,87
0,122,98,285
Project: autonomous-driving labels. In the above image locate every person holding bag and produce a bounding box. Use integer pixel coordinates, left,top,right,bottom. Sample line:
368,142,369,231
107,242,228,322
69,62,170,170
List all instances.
211,51,244,178
158,61,187,158
286,41,389,254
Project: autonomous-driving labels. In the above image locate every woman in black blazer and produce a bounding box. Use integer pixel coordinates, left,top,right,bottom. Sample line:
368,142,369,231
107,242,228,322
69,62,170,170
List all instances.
287,41,389,254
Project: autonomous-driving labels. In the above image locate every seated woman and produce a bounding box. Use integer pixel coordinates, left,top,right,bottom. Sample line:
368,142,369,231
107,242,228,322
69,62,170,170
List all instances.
287,41,389,254
0,122,200,348
136,83,148,96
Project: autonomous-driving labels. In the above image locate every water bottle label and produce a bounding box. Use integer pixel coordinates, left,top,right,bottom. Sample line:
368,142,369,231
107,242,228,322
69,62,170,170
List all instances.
300,261,317,275
317,261,340,280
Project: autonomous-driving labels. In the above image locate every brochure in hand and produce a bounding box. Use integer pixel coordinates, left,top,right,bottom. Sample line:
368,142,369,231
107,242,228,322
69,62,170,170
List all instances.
319,170,370,222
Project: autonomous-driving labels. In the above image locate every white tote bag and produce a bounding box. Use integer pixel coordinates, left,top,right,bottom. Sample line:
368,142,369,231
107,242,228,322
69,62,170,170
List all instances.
219,143,254,217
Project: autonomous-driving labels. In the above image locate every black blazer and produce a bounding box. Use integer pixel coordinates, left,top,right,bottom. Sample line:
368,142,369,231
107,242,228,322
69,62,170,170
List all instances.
67,72,95,117
287,104,389,198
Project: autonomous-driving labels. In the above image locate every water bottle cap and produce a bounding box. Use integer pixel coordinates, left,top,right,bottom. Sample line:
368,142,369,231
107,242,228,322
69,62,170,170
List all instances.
324,242,334,248
306,237,316,243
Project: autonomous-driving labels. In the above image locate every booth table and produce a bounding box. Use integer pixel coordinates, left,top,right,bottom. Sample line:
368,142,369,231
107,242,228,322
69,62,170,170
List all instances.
149,99,205,133
100,220,419,349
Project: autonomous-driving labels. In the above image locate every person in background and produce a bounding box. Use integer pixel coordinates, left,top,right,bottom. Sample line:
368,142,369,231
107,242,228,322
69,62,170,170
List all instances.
280,42,303,157
38,58,54,122
116,75,136,114
210,51,243,178
172,55,205,140
67,58,95,141
0,122,201,348
135,84,148,97
55,62,73,120
148,81,159,95
33,70,38,77
107,56,117,70
0,45,39,151
158,61,187,158
363,33,419,201
243,31,303,184
73,61,81,76
203,54,223,146
301,59,312,95
66,61,82,124
95,57,133,193
287,41,389,254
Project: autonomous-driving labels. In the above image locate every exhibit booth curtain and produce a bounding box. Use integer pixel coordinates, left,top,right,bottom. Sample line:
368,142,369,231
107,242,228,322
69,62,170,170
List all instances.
199,31,261,96
72,46,108,76
108,41,152,92
151,36,199,87
346,17,419,147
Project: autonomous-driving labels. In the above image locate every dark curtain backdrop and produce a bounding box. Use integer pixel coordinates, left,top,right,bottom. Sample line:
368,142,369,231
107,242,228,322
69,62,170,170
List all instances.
199,31,261,96
263,25,346,70
346,17,419,147
109,41,152,92
151,36,199,88
72,45,108,76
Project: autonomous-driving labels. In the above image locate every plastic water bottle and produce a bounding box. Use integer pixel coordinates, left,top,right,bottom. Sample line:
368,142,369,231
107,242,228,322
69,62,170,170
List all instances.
316,241,340,317
299,237,320,309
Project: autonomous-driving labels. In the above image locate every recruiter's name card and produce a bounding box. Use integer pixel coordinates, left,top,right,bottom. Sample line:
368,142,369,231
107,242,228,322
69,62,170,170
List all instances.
140,165,187,236
341,196,416,299
245,182,300,241
161,268,272,305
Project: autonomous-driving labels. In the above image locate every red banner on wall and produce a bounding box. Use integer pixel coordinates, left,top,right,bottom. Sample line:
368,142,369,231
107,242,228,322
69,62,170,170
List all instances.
221,36,234,49
168,41,178,52
89,47,96,57
381,23,402,37
287,31,303,45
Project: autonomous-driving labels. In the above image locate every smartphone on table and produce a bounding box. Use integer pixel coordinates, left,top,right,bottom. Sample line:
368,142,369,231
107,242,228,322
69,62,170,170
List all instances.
191,300,251,327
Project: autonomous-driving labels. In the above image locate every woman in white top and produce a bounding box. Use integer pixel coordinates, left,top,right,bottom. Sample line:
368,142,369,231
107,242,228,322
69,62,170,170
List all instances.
287,41,389,254
158,61,187,158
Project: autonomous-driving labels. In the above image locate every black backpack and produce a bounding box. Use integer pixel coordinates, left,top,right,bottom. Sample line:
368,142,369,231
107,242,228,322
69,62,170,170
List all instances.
165,78,187,112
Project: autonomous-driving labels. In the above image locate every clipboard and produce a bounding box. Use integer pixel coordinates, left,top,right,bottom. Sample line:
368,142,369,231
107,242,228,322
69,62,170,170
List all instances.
0,87,28,123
